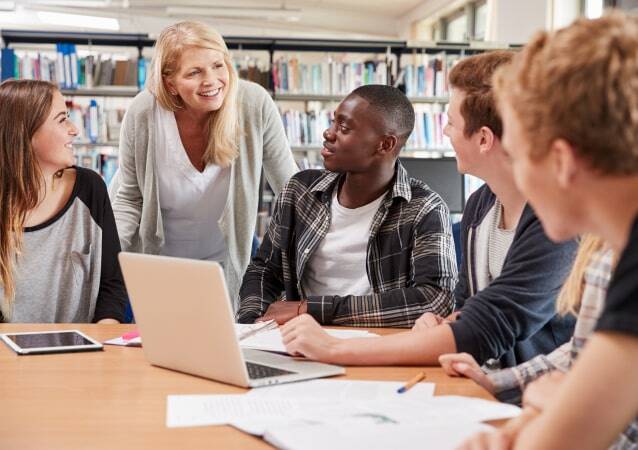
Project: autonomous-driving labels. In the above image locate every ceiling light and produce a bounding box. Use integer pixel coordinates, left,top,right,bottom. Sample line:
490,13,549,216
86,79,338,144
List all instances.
36,10,120,30
165,6,302,22
0,0,15,11
27,0,111,6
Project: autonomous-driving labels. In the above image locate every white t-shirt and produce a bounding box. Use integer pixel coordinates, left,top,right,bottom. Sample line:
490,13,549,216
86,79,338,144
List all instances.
155,104,230,261
474,199,516,291
302,188,386,297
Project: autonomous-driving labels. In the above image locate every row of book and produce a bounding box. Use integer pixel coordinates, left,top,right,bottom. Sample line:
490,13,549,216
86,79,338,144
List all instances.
280,108,333,147
406,104,451,150
280,104,450,150
2,49,459,99
401,53,461,98
234,57,270,90
1,47,147,88
75,149,118,186
66,98,130,144
272,57,388,95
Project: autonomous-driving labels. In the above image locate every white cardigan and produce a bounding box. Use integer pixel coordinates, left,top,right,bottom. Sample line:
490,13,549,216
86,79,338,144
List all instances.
110,80,298,308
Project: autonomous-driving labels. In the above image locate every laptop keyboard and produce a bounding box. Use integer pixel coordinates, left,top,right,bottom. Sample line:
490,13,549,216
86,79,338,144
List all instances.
246,361,295,379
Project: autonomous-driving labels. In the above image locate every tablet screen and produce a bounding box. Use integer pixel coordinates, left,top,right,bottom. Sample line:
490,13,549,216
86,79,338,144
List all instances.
7,331,95,349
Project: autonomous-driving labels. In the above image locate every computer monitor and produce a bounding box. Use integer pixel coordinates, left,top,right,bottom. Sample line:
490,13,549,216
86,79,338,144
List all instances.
399,157,465,213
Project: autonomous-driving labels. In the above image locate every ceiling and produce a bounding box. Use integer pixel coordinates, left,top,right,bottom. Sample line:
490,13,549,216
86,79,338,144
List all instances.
1,0,447,39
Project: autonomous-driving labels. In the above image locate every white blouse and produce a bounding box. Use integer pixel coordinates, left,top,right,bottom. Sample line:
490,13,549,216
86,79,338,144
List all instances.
154,103,230,262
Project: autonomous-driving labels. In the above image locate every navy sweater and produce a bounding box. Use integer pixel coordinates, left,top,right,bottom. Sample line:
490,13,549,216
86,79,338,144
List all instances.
450,184,577,368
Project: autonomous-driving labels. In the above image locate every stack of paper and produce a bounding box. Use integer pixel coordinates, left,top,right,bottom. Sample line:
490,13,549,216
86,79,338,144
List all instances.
166,379,520,448
166,380,437,429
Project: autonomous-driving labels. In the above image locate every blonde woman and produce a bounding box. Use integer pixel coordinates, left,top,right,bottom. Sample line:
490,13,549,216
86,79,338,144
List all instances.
0,80,126,323
111,21,298,305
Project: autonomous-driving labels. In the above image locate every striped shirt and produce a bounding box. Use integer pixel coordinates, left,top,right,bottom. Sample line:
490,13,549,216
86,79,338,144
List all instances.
487,249,637,450
237,161,458,327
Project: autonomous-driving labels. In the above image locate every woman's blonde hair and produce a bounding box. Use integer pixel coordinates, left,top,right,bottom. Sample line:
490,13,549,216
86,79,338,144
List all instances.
493,11,638,174
555,235,607,316
147,20,239,168
0,80,56,305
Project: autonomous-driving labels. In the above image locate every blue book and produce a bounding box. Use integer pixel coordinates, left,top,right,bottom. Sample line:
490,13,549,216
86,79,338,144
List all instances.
55,43,65,87
423,113,432,147
404,65,413,97
70,44,79,88
101,155,118,186
137,58,146,89
417,65,425,97
1,47,16,81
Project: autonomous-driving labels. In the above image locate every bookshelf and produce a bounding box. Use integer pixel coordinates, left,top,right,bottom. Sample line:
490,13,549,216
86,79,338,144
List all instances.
2,30,510,216
61,87,139,97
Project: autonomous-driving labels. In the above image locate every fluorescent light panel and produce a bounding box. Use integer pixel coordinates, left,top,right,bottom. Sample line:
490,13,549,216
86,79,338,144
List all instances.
36,10,120,30
166,6,301,21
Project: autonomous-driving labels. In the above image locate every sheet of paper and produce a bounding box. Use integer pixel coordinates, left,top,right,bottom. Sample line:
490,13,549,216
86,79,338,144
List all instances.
264,422,494,450
231,394,519,436
104,326,376,352
239,328,377,354
414,396,521,423
166,395,299,428
234,321,277,340
230,403,379,436
103,336,142,347
245,379,435,403
168,392,519,431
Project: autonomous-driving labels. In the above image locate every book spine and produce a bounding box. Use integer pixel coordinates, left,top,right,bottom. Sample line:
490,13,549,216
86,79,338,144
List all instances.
1,48,16,81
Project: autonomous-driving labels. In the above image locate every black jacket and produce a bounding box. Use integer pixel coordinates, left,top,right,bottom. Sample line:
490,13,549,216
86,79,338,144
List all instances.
450,184,577,368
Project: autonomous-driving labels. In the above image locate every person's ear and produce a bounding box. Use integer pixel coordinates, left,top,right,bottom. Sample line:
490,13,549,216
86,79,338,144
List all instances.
477,126,495,155
550,138,578,189
379,135,398,156
164,77,177,96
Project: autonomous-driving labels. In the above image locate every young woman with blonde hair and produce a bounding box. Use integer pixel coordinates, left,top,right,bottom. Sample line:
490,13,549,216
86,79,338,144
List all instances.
110,21,298,306
0,79,126,323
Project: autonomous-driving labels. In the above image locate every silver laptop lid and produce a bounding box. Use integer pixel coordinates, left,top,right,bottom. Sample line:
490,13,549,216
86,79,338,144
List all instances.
118,253,251,387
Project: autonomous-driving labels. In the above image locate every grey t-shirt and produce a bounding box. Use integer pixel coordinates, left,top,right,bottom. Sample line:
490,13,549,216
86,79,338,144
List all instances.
1,168,127,323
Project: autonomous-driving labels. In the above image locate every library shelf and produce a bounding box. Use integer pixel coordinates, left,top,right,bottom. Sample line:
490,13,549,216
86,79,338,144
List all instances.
61,87,139,97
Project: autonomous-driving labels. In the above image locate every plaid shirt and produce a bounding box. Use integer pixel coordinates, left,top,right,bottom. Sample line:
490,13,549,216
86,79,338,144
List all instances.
237,162,458,327
487,249,637,450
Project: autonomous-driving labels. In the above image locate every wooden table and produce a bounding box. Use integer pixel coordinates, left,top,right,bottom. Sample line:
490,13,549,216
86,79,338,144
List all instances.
0,324,494,450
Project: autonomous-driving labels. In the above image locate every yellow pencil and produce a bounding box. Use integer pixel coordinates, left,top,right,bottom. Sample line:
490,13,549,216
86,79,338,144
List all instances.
397,371,426,393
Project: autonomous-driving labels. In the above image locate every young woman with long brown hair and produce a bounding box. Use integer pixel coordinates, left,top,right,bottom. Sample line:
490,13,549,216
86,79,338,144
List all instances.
0,79,126,323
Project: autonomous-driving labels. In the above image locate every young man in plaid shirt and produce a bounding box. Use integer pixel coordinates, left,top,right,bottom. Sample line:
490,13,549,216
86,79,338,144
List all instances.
237,84,458,328
277,52,577,369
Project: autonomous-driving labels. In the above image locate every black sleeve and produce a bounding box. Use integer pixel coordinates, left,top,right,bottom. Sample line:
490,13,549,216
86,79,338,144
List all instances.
595,217,638,337
77,168,127,322
453,190,478,310
449,207,578,364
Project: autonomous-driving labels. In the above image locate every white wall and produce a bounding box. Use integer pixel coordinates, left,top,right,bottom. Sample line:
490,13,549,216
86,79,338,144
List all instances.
488,0,547,44
552,0,581,29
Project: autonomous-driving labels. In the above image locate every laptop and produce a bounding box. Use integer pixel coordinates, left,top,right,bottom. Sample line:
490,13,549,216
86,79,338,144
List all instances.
118,252,345,388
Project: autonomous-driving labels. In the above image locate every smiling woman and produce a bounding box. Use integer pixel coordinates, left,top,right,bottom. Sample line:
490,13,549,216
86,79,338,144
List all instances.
109,21,298,308
0,79,127,324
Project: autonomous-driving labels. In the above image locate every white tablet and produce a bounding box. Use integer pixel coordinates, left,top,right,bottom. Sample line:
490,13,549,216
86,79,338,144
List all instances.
0,330,103,355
